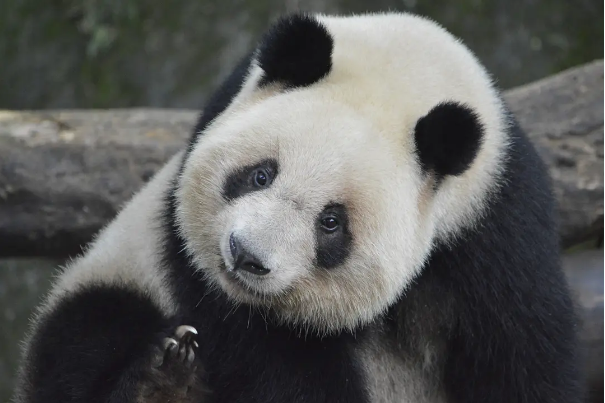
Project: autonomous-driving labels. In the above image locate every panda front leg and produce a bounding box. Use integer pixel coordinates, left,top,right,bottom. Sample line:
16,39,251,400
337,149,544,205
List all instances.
14,284,208,403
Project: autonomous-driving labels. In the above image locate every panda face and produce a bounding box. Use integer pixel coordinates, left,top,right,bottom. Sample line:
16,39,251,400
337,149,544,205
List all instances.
177,92,434,333
224,160,353,274
176,13,507,334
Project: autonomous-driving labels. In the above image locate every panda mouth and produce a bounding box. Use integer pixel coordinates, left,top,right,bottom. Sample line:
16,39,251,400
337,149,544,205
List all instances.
223,266,247,286
220,260,270,296
217,243,281,298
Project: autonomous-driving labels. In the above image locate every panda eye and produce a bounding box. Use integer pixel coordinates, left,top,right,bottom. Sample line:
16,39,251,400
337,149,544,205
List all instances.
320,215,340,233
224,160,278,201
252,168,271,187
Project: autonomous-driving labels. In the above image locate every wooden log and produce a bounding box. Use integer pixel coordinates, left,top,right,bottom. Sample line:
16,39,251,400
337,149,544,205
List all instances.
505,60,604,249
0,109,193,257
0,60,603,258
563,250,604,402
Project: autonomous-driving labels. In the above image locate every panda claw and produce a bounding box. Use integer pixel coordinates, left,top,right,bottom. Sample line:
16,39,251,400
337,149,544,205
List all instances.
163,337,178,351
175,325,198,340
167,338,180,359
154,325,198,370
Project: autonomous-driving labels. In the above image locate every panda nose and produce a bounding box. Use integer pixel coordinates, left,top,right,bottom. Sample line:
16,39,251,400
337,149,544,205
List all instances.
229,233,270,276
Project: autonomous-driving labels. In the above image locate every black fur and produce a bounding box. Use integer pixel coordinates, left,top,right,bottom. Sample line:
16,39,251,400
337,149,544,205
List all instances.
315,203,353,268
257,14,333,89
162,261,368,403
17,284,205,402
414,102,484,177
390,115,581,402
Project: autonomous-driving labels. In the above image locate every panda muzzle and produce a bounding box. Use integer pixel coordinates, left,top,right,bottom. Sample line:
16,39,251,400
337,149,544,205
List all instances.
229,234,271,276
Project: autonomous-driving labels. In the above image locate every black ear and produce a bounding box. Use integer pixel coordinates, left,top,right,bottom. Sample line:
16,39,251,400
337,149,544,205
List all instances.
256,14,333,89
414,102,484,177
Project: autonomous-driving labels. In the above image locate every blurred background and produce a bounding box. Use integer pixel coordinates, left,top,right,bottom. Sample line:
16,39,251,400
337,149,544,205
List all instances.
0,0,603,110
0,0,603,401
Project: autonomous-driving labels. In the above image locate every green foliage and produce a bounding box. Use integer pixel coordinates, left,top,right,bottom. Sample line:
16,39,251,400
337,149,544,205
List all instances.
66,0,139,56
0,0,602,109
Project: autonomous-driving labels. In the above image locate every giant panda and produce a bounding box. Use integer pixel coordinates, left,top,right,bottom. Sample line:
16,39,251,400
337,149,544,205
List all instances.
14,12,581,403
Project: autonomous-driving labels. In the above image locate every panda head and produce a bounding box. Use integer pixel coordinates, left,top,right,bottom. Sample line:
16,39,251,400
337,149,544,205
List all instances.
176,13,508,334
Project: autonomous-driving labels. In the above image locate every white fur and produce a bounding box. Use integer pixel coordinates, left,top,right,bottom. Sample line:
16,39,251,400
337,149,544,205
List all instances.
14,153,184,402
22,152,182,344
47,152,182,315
316,13,509,240
177,12,509,335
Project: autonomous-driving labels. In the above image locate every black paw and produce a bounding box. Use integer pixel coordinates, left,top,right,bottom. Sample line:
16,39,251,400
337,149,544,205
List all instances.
138,325,206,402
153,325,199,370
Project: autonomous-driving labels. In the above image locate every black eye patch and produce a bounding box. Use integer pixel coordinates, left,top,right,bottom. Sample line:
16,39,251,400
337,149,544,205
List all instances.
315,204,352,268
223,159,278,201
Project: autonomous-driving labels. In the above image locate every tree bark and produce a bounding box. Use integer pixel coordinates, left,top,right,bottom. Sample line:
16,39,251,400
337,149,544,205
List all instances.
563,250,604,403
0,61,603,258
505,60,604,249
